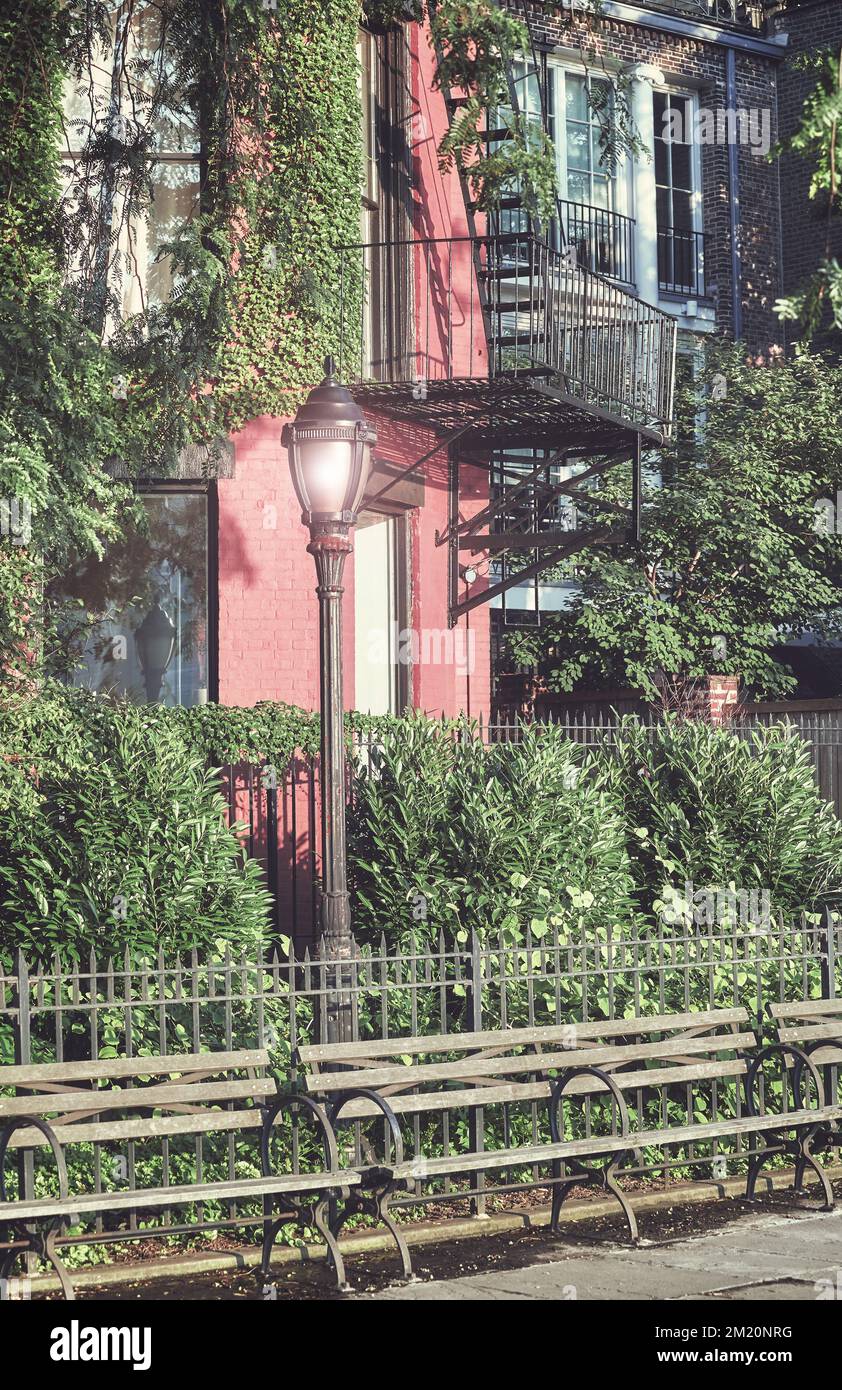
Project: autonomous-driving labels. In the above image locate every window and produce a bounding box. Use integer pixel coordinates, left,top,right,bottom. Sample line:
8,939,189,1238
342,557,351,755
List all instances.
547,66,634,284
61,488,213,707
653,91,705,296
60,1,201,330
563,73,615,212
354,25,414,384
492,58,549,240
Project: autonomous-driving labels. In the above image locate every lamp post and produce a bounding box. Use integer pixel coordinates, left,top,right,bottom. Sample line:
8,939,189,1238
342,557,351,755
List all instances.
283,357,376,1041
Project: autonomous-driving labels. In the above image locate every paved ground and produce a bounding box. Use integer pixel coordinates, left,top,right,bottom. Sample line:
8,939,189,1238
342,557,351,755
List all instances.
356,1206,842,1301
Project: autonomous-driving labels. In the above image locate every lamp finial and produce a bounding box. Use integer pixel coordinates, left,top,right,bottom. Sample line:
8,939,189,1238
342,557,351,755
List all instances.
323,355,337,382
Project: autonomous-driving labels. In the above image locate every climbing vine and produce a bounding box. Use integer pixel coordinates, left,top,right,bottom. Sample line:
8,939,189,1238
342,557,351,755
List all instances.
1,0,364,679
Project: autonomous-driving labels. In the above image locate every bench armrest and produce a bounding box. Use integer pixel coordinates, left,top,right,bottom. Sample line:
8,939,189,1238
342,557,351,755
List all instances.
549,1066,634,1145
328,1089,404,1170
0,1115,70,1207
260,1093,342,1177
744,1043,829,1117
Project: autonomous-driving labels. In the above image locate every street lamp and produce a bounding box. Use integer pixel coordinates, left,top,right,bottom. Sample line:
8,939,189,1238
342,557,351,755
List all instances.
135,602,176,702
283,357,376,1037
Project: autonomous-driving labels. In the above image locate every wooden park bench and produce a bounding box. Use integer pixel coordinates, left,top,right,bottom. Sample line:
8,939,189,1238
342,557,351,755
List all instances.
0,1049,362,1299
294,1005,842,1281
769,998,842,1162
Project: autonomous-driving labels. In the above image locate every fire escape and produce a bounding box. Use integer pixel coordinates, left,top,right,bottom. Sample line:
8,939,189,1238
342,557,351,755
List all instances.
337,2,678,628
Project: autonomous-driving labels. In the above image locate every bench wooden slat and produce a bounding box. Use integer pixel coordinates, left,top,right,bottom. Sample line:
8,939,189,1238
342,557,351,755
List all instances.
304,1031,758,1094
321,1058,749,1121
777,1022,842,1045
804,1045,842,1067
392,1104,842,1181
0,1050,269,1089
0,1170,361,1224
769,1001,842,1022
0,1077,276,1119
4,1108,266,1150
297,1008,750,1066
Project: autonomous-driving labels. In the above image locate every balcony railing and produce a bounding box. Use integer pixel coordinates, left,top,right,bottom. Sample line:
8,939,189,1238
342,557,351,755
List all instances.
657,226,708,298
642,0,768,28
337,233,676,438
557,199,635,287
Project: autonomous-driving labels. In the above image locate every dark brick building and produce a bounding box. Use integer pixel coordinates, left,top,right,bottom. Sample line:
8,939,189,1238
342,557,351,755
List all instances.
527,1,788,354
773,0,842,341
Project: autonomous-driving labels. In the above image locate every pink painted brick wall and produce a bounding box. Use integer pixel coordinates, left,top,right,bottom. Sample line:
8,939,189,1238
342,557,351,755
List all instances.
218,411,490,721
217,414,355,712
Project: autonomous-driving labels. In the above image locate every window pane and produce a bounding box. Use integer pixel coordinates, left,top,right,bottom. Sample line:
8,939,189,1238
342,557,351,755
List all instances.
565,75,588,123
567,172,589,204
143,161,201,307
672,189,693,231
591,176,610,209
654,131,669,186
63,492,210,707
671,139,692,192
566,124,590,171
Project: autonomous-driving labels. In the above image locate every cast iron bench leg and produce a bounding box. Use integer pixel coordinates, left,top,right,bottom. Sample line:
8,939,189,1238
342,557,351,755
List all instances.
0,1115,75,1300
312,1197,350,1292
328,1088,414,1285
550,1066,640,1244
745,1043,837,1214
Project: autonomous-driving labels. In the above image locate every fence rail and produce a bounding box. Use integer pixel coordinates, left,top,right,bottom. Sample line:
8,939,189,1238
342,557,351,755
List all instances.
1,914,838,1248
557,198,636,287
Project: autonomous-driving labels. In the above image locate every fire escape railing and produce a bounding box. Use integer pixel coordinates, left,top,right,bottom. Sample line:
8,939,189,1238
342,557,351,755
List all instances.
337,232,676,436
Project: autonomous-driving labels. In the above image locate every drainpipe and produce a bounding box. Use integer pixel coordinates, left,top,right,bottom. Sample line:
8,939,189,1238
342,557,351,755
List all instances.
726,48,743,341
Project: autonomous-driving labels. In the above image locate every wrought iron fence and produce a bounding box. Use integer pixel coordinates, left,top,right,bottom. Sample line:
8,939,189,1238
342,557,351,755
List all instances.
647,0,768,26
225,713,842,945
1,914,838,1249
488,711,842,821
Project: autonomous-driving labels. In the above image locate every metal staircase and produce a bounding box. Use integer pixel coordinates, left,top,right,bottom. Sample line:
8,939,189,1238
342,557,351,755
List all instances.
340,1,677,625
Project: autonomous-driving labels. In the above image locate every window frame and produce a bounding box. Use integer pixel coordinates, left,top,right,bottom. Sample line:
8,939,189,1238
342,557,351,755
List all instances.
549,62,634,223
65,478,219,707
652,86,706,298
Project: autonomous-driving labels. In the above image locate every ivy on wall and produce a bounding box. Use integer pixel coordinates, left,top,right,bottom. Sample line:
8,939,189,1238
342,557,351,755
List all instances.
0,1,138,685
1,0,365,679
212,1,365,429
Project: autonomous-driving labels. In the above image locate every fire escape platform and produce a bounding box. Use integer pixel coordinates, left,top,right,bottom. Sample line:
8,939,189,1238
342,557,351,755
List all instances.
351,372,665,455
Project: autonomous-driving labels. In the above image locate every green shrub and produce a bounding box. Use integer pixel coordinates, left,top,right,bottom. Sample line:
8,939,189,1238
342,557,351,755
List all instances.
348,715,637,946
602,717,842,923
0,688,273,961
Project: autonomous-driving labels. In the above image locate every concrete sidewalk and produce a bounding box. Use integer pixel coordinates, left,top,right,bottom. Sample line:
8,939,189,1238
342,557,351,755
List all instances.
357,1206,842,1301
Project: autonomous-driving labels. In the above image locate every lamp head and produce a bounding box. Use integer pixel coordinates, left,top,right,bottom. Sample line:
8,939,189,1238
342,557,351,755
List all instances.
282,357,376,526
